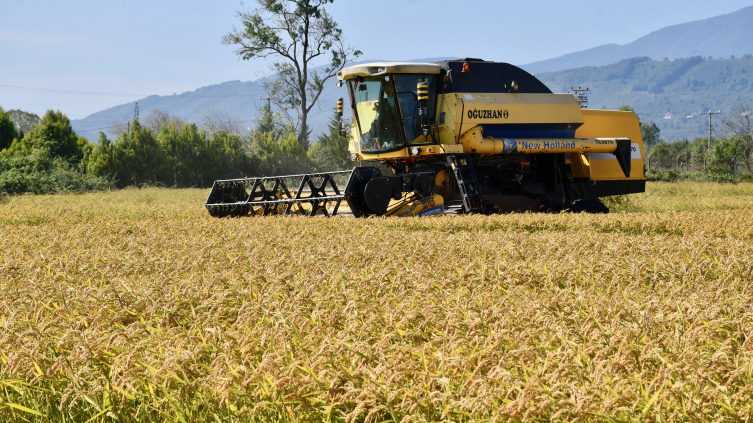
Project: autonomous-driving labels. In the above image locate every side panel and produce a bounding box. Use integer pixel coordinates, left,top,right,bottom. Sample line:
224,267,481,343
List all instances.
456,93,584,139
574,110,645,180
436,94,458,144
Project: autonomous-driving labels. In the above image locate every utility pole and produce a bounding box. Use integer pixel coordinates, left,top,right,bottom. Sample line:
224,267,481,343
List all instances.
568,87,590,108
259,95,272,109
685,137,689,172
700,109,721,163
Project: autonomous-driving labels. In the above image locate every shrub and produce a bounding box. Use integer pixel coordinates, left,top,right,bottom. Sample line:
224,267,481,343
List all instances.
0,149,112,194
646,167,749,183
646,168,680,182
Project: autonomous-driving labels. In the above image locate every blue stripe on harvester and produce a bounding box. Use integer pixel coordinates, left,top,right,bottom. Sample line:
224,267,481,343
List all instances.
483,129,577,139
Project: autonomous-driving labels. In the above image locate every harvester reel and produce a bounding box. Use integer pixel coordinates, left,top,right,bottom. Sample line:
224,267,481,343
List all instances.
205,170,352,218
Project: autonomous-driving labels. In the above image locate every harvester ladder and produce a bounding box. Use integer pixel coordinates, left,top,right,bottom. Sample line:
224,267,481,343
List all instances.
447,155,485,213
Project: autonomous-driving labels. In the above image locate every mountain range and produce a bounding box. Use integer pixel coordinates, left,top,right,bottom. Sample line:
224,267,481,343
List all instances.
70,58,456,141
71,6,753,142
522,5,753,74
536,55,753,140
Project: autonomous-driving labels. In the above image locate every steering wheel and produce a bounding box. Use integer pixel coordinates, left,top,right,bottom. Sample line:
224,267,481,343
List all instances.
368,124,400,150
375,130,400,147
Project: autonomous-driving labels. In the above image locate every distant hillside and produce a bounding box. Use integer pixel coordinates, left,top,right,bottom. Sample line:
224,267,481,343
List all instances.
72,53,753,142
524,6,753,74
71,57,457,141
71,79,272,139
536,55,753,140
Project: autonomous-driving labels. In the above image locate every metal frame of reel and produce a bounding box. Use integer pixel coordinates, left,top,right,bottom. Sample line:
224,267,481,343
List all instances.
205,170,352,218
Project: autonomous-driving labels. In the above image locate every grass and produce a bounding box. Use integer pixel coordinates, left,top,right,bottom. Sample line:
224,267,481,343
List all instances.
1,182,752,422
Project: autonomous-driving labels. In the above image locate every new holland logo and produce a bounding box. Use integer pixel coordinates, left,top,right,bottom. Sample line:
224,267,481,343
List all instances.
468,109,509,119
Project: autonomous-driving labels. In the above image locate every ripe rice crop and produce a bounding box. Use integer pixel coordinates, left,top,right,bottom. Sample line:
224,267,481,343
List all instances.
1,182,752,422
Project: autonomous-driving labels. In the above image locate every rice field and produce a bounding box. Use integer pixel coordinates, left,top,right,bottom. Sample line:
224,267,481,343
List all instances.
1,182,752,422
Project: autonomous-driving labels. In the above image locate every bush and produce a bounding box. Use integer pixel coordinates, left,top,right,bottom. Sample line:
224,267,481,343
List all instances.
646,167,749,183
738,173,753,182
686,167,738,183
0,107,353,195
646,169,680,182
7,110,89,163
0,149,112,194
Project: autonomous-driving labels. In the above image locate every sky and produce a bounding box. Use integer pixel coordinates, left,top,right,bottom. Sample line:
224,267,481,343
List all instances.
1,0,752,121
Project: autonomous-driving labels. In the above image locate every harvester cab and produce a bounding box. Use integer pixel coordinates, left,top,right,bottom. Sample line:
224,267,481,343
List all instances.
206,59,645,218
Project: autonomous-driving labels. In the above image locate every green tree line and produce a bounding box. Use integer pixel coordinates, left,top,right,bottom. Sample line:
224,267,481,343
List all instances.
0,105,350,195
623,102,753,182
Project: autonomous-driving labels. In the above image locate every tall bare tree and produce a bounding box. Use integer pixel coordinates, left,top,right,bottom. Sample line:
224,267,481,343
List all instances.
222,0,360,150
110,109,187,137
199,108,246,137
722,102,752,171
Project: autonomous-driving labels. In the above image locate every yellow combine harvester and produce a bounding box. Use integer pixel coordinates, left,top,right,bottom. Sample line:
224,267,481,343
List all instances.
206,59,645,217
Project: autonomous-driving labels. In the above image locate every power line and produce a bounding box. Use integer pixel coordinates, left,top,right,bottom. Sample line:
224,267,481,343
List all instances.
0,84,273,98
0,84,150,97
74,117,265,133
77,125,121,133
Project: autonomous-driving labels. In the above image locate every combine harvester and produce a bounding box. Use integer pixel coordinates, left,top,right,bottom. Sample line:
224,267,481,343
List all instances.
206,59,645,217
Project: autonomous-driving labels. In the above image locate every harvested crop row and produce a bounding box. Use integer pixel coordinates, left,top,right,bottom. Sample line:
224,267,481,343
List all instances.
1,183,752,422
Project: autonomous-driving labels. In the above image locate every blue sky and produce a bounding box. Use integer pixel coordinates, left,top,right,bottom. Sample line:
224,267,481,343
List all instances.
1,0,752,120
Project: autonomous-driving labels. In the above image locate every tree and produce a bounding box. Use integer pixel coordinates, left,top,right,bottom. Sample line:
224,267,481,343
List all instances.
0,107,17,151
8,110,89,163
308,109,350,171
254,102,285,138
111,121,168,185
85,118,258,188
222,0,360,150
618,105,634,112
721,102,752,172
712,136,744,171
143,109,186,135
640,120,661,148
199,108,246,138
6,109,41,138
85,133,116,178
250,126,307,176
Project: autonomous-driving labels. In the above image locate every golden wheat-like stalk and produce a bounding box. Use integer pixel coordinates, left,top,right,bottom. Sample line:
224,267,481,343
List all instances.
0,182,752,422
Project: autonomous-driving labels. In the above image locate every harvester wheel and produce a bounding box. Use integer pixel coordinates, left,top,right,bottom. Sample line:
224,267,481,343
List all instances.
412,174,434,197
